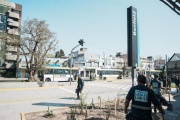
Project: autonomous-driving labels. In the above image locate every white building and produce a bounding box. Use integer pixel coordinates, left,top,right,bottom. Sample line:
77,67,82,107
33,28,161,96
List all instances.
140,57,155,70
71,48,125,77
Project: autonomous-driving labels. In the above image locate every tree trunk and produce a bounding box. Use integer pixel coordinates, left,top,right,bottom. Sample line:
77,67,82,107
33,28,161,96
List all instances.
33,71,39,81
16,47,19,79
28,71,33,82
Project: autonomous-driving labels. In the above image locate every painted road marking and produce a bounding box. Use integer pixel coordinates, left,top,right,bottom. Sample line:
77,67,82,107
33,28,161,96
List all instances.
59,87,75,94
0,96,60,103
117,85,126,89
85,83,130,90
0,86,62,92
122,85,131,90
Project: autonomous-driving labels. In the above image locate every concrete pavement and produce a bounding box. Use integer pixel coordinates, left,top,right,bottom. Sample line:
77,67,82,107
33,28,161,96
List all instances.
0,79,180,120
151,88,180,120
162,88,180,120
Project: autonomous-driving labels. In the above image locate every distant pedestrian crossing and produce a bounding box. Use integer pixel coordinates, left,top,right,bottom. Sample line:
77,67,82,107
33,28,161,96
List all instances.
85,82,132,91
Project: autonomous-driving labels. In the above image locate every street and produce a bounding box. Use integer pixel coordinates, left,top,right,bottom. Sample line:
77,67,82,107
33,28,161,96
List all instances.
0,78,180,120
0,79,131,120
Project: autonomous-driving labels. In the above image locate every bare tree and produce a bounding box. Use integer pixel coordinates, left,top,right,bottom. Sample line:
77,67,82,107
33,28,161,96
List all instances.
20,18,58,81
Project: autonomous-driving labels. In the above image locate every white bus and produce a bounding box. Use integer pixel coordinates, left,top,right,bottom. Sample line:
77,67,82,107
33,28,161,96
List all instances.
44,67,79,82
95,68,123,80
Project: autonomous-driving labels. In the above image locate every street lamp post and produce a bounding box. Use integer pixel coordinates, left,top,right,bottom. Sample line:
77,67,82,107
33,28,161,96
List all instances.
53,48,56,82
69,39,84,85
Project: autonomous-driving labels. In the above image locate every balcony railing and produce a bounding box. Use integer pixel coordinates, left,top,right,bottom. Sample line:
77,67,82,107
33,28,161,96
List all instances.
6,45,17,52
8,12,19,19
8,21,19,27
7,29,19,35
5,54,17,61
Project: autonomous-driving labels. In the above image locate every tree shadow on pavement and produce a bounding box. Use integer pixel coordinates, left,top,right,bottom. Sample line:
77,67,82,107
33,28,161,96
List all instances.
32,102,75,107
162,95,180,120
60,97,75,100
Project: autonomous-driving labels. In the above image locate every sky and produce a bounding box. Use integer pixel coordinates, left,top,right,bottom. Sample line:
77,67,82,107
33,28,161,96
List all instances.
9,0,180,59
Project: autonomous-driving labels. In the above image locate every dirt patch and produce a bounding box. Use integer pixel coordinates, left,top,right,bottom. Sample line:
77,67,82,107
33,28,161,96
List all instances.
25,103,127,120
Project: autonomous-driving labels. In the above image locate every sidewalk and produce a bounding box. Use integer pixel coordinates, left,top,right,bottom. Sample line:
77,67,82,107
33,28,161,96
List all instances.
153,88,180,120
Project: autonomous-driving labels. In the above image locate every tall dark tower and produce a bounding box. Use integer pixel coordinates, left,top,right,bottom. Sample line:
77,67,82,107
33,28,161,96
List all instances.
127,6,138,67
127,6,139,86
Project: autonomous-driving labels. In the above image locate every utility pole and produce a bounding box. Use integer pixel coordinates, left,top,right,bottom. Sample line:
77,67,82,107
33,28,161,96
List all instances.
166,55,168,88
53,48,56,82
69,39,85,85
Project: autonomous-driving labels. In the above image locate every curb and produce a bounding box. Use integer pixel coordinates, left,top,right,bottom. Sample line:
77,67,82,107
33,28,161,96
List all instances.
21,112,26,120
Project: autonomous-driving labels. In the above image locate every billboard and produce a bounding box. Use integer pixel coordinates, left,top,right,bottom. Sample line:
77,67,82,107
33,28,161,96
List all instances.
127,6,139,67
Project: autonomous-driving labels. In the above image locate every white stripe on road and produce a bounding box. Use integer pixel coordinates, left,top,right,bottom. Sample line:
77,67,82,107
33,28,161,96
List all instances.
84,83,131,90
59,88,75,94
122,85,131,90
117,85,126,89
95,84,106,87
100,83,112,88
111,85,121,88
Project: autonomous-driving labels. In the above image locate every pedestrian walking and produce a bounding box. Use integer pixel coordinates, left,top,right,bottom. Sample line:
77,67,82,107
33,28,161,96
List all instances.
167,77,171,89
74,72,77,80
124,75,164,120
146,74,151,87
162,76,167,87
76,74,84,99
149,74,167,113
89,71,92,81
174,76,180,93
99,72,102,80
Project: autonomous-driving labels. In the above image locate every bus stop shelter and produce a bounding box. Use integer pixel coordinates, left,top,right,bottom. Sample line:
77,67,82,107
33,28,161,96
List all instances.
166,53,180,79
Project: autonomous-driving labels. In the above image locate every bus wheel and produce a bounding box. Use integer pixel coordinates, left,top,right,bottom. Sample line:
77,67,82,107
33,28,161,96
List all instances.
103,77,106,80
45,78,51,82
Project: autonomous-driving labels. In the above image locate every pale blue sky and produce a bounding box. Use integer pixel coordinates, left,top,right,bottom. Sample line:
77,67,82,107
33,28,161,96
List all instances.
10,0,180,59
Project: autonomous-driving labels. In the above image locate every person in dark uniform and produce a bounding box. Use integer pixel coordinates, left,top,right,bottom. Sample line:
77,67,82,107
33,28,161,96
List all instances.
124,75,164,120
149,74,165,113
89,71,92,81
162,76,167,87
167,77,172,89
76,74,84,99
175,76,180,93
99,72,102,80
74,72,77,80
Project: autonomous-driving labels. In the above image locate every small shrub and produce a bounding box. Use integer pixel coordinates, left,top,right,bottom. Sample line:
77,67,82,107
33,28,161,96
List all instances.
43,106,55,118
67,108,76,120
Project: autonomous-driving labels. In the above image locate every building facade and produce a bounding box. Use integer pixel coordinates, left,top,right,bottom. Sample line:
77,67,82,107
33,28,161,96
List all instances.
0,0,22,71
71,48,125,77
140,57,155,71
166,53,180,79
